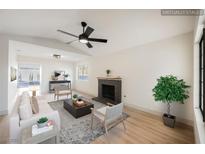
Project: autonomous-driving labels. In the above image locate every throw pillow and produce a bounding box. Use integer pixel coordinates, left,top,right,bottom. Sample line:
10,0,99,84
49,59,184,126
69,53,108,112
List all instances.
19,92,33,120
19,102,33,120
30,96,39,114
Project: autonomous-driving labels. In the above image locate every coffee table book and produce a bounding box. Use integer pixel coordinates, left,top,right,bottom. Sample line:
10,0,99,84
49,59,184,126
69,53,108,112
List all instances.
32,124,54,136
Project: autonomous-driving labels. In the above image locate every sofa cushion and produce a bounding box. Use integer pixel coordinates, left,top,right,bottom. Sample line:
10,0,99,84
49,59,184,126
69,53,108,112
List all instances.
19,102,33,120
30,96,39,114
19,92,33,120
21,91,30,100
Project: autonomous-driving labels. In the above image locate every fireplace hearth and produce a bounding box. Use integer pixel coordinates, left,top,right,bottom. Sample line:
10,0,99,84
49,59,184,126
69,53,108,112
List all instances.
92,77,121,105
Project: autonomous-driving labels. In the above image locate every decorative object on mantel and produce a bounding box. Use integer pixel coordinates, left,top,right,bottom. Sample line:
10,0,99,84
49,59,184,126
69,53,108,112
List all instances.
152,75,190,128
106,69,111,77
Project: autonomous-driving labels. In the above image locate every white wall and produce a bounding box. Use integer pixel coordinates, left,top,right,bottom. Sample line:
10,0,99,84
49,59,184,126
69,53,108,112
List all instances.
75,32,194,124
17,56,75,94
0,36,9,115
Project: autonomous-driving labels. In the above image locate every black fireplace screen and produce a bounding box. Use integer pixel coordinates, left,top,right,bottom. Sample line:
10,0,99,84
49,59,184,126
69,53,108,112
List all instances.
102,84,115,101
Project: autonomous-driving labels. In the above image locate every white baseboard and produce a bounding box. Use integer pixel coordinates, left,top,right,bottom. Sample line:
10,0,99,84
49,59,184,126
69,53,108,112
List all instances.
125,103,194,127
0,109,8,116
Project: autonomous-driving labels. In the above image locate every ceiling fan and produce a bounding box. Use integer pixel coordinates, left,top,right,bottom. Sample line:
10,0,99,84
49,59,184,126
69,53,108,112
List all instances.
57,21,108,48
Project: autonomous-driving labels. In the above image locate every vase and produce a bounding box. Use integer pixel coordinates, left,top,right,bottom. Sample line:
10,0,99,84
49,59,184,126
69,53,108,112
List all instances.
37,121,48,128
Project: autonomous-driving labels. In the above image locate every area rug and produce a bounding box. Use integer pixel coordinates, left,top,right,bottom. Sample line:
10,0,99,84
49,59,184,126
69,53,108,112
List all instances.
49,98,128,144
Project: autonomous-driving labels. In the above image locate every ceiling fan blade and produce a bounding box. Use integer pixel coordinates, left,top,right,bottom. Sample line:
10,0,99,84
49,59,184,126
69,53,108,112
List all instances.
66,40,78,44
57,29,78,38
84,26,94,37
86,42,93,48
88,38,107,43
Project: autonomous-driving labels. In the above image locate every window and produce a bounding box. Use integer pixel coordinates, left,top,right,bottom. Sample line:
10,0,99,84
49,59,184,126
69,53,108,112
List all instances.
77,65,88,80
199,28,205,121
18,64,41,89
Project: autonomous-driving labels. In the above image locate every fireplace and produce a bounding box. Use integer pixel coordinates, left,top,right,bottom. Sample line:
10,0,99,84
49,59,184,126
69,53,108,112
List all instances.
92,77,121,105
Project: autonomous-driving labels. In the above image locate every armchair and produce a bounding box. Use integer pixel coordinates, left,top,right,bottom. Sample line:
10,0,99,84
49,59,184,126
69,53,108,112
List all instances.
91,103,126,134
54,85,72,100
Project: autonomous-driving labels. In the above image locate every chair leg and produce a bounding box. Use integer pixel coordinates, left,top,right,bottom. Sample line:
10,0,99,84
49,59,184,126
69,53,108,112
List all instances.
104,124,108,135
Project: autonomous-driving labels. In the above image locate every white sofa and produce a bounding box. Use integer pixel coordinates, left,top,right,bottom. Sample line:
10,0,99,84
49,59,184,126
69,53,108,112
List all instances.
9,92,60,143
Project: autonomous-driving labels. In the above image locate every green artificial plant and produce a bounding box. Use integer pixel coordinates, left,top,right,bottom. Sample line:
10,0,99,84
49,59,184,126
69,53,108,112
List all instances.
73,94,78,100
152,75,190,116
37,117,48,124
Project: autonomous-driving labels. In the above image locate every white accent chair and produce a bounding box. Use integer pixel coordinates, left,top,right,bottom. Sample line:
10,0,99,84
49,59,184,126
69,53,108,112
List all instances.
91,103,126,134
54,85,72,100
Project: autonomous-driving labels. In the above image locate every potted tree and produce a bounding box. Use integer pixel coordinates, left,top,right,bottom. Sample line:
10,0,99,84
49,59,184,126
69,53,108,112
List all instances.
152,75,190,128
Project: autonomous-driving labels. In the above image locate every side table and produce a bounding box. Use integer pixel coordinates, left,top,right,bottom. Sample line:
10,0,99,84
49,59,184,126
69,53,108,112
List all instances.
20,124,59,144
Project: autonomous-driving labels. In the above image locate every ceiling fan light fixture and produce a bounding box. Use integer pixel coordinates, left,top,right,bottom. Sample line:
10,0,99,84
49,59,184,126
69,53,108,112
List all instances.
79,38,88,44
57,21,107,48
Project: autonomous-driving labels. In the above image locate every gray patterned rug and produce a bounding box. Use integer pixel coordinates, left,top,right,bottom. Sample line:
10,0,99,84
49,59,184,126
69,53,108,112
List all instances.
49,99,128,144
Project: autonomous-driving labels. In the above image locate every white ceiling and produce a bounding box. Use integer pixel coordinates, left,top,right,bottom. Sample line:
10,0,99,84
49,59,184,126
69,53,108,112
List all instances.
0,9,195,56
10,40,88,62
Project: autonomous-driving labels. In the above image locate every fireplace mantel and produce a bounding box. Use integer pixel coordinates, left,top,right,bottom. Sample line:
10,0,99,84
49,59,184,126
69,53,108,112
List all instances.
97,77,122,81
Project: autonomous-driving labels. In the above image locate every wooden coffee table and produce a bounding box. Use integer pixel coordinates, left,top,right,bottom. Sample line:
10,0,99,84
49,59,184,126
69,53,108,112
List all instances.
63,99,94,118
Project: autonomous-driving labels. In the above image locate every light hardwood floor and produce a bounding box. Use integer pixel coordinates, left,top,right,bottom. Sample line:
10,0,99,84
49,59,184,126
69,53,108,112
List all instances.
0,115,9,144
92,106,195,144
